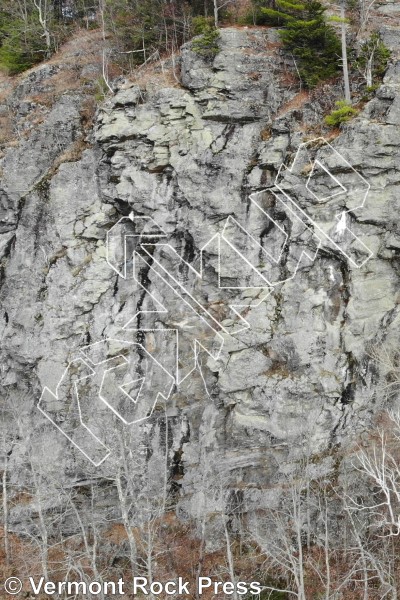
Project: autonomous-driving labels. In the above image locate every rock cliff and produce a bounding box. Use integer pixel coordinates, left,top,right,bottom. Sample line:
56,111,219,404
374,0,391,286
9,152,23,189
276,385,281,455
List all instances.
1,21,400,531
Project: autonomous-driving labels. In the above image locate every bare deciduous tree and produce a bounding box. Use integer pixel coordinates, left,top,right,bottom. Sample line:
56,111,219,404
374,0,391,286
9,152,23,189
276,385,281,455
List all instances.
213,0,236,27
32,0,52,52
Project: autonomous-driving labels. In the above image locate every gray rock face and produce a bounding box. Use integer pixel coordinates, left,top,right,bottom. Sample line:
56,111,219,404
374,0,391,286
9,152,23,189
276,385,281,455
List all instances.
1,26,400,529
180,28,293,122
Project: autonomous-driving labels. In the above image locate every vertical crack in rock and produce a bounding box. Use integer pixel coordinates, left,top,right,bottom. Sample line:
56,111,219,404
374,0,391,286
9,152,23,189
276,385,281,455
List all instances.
2,24,400,541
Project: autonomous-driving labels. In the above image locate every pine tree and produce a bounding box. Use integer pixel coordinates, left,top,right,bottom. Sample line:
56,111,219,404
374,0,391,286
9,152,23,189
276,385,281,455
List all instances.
0,1,67,74
0,2,43,74
261,0,341,88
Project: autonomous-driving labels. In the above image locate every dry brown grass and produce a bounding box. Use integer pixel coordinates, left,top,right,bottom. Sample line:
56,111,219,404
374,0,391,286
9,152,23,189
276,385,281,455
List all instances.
260,125,272,141
123,53,182,93
0,115,14,148
48,138,89,175
0,28,114,150
2,455,400,600
276,90,310,117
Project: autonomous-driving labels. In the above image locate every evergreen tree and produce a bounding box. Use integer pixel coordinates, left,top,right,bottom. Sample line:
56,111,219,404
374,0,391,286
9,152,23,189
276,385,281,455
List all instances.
0,1,69,74
261,0,342,88
0,2,43,74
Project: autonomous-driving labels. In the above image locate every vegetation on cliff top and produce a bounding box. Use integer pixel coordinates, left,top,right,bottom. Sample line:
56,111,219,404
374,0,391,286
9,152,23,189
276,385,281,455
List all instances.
0,0,390,126
0,2,388,77
260,0,342,88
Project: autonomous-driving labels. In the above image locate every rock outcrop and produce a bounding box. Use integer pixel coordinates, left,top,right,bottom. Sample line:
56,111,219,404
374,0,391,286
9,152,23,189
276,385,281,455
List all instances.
1,24,400,531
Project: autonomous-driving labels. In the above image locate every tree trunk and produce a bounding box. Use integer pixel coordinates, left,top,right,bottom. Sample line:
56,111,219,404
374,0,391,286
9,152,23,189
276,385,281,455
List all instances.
195,514,206,600
341,3,351,103
213,0,219,27
2,460,10,566
33,0,52,53
223,518,238,600
366,53,374,87
116,469,137,580
31,466,49,579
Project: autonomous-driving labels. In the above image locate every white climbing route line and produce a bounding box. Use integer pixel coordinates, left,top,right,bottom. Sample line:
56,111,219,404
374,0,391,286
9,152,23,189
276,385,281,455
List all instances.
274,137,372,268
38,137,373,465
